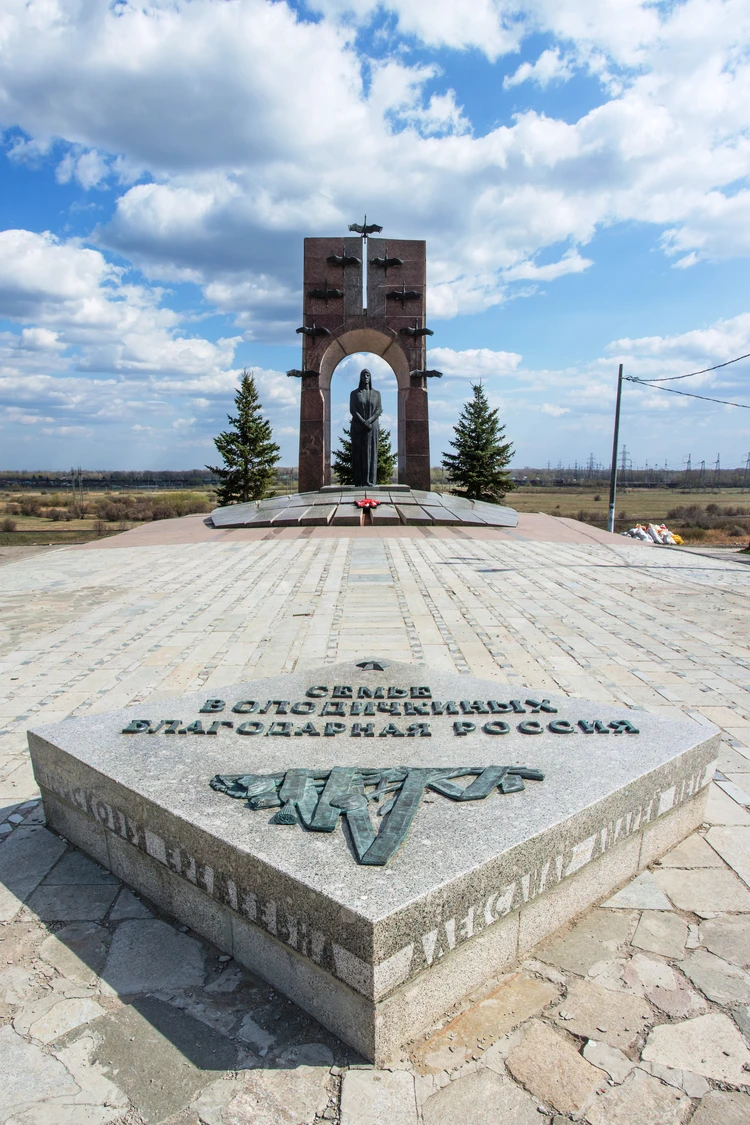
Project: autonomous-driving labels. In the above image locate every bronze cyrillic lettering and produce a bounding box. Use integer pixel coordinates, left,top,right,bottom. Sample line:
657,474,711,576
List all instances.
122,719,151,733
294,722,320,736
321,701,347,716
207,720,234,735
237,721,264,735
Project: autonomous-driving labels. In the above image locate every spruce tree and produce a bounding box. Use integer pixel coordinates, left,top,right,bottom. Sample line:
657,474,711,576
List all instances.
442,382,515,502
376,427,398,485
332,426,397,485
207,370,280,505
331,428,354,485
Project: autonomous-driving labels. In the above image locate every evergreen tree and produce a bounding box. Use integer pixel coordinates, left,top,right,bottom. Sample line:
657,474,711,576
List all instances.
376,427,398,485
207,370,280,505
331,428,354,485
442,382,515,502
332,426,398,485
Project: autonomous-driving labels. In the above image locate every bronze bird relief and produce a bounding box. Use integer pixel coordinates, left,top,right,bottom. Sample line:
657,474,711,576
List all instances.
400,323,434,339
326,252,361,267
296,320,331,339
387,283,422,307
307,280,344,305
349,215,383,236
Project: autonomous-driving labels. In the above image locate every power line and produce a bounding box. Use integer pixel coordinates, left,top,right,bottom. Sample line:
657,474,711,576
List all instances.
625,377,750,409
634,350,750,383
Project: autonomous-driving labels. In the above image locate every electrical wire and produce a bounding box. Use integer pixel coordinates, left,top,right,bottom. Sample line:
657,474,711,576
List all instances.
635,351,750,383
625,377,750,409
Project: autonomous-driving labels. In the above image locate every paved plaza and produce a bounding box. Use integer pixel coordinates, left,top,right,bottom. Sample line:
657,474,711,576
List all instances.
1,517,750,1123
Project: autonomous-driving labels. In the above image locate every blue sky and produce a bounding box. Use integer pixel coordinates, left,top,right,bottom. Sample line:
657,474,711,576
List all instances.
1,0,749,471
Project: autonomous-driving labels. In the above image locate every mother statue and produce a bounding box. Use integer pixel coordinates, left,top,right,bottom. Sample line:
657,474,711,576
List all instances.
349,369,382,487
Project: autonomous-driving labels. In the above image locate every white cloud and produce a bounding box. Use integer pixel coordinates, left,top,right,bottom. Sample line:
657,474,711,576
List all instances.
422,311,750,465
605,313,750,387
427,347,522,377
502,249,593,281
504,48,576,89
0,229,249,454
57,149,109,190
312,0,524,59
0,0,749,467
0,0,745,331
0,229,240,379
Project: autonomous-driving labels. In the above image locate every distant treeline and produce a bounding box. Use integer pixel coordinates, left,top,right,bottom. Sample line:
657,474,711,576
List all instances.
0,470,216,490
2,464,749,491
0,468,297,491
510,467,750,489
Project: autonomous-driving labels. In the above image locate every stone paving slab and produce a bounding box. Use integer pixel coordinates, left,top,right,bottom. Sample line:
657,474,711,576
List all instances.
1,526,750,1121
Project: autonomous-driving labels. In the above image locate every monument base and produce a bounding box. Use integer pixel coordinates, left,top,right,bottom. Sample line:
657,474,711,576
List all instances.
210,488,519,529
29,661,717,1064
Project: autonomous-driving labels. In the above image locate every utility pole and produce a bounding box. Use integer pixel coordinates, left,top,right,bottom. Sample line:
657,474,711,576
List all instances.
607,363,624,534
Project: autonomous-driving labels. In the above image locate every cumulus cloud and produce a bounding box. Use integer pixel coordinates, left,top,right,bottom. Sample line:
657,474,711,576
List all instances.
0,229,250,458
0,0,745,333
425,310,750,464
0,229,238,376
503,48,576,89
606,313,750,387
427,347,523,377
502,249,593,282
0,0,749,466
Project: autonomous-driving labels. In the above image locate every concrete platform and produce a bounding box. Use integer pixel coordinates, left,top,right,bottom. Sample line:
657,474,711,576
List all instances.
74,509,629,549
3,528,750,1123
210,488,519,530
28,660,718,1063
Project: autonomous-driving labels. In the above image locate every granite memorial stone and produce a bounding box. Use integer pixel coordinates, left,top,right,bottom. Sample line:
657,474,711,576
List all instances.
28,660,718,1063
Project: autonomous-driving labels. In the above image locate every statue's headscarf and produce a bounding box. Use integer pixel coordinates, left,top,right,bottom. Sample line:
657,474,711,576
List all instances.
358,369,372,389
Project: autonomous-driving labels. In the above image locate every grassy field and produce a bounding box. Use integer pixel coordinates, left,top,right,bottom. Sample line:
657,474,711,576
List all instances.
0,489,215,546
509,485,750,544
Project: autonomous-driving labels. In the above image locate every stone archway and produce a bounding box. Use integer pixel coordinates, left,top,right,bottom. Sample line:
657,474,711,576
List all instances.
320,330,408,486
292,234,433,491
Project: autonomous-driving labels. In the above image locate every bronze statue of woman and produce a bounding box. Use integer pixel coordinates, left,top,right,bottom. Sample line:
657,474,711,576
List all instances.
349,369,382,487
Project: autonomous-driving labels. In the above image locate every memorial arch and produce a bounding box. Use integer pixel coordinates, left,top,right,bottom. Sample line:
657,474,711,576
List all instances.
289,232,436,491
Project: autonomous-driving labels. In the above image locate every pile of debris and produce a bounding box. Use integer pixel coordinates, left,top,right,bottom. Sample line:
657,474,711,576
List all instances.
622,523,683,545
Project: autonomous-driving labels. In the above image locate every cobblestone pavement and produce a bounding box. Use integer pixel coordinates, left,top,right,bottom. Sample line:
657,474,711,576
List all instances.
1,532,750,1123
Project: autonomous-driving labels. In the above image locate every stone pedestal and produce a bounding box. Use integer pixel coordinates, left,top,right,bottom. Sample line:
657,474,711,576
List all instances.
405,373,431,492
28,661,717,1064
299,373,326,494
